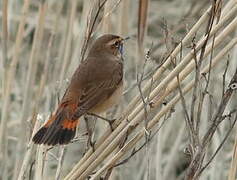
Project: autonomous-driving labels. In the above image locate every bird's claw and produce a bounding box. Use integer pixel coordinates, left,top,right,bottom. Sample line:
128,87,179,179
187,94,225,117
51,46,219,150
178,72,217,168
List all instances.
90,140,96,152
108,119,115,132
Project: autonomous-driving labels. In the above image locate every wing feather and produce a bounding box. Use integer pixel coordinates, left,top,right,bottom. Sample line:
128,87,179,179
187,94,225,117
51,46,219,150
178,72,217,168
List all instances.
62,57,123,120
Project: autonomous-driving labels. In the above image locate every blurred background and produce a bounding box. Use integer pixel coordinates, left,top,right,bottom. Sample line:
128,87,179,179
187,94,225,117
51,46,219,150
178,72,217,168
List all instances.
1,0,237,179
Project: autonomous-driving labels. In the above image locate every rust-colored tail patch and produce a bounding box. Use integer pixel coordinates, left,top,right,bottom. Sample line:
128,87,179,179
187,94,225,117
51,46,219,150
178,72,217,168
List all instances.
32,119,78,146
32,104,79,146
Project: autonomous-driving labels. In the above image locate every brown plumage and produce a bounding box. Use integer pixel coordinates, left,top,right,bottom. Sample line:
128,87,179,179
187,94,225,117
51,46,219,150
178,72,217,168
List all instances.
33,34,124,146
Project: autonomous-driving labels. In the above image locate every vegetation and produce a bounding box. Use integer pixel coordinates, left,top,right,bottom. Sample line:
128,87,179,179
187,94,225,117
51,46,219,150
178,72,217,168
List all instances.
1,0,237,179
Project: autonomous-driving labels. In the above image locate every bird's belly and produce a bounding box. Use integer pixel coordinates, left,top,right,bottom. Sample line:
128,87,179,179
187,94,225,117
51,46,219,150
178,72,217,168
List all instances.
89,83,123,114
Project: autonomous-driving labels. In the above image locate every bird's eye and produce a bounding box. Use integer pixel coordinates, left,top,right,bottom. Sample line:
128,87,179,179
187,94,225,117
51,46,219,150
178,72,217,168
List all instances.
114,41,120,47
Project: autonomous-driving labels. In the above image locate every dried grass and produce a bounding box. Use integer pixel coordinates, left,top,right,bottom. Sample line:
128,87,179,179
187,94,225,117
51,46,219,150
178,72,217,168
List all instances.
1,0,237,180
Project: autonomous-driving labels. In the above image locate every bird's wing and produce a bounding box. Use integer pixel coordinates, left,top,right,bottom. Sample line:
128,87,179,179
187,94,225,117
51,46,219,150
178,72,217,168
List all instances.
65,57,123,119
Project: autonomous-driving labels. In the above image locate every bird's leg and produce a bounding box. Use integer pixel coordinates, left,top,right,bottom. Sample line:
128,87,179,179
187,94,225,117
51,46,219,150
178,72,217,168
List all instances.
84,116,96,152
87,113,115,131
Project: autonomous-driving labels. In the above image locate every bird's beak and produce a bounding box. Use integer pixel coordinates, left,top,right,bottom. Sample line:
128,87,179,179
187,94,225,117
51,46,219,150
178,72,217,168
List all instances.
122,36,130,42
119,37,129,55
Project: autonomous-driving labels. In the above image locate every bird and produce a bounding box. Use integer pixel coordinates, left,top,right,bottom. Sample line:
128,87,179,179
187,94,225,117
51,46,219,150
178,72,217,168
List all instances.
32,34,125,146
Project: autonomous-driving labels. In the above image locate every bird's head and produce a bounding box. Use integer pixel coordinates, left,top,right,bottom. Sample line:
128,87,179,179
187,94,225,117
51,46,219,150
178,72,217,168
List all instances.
89,34,128,57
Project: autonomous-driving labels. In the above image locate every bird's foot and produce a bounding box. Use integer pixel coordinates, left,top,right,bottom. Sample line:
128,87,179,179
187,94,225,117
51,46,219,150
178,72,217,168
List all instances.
87,113,116,132
89,139,96,152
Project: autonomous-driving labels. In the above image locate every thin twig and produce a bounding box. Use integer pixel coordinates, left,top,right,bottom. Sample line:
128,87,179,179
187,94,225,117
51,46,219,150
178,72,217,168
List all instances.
198,112,237,176
55,147,66,180
80,0,108,62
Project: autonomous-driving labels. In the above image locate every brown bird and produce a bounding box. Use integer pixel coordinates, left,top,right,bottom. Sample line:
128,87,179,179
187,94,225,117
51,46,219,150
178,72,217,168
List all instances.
33,34,125,146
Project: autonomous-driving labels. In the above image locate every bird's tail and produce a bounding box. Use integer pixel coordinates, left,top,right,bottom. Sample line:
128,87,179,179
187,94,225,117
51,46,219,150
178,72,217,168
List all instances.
32,102,79,146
